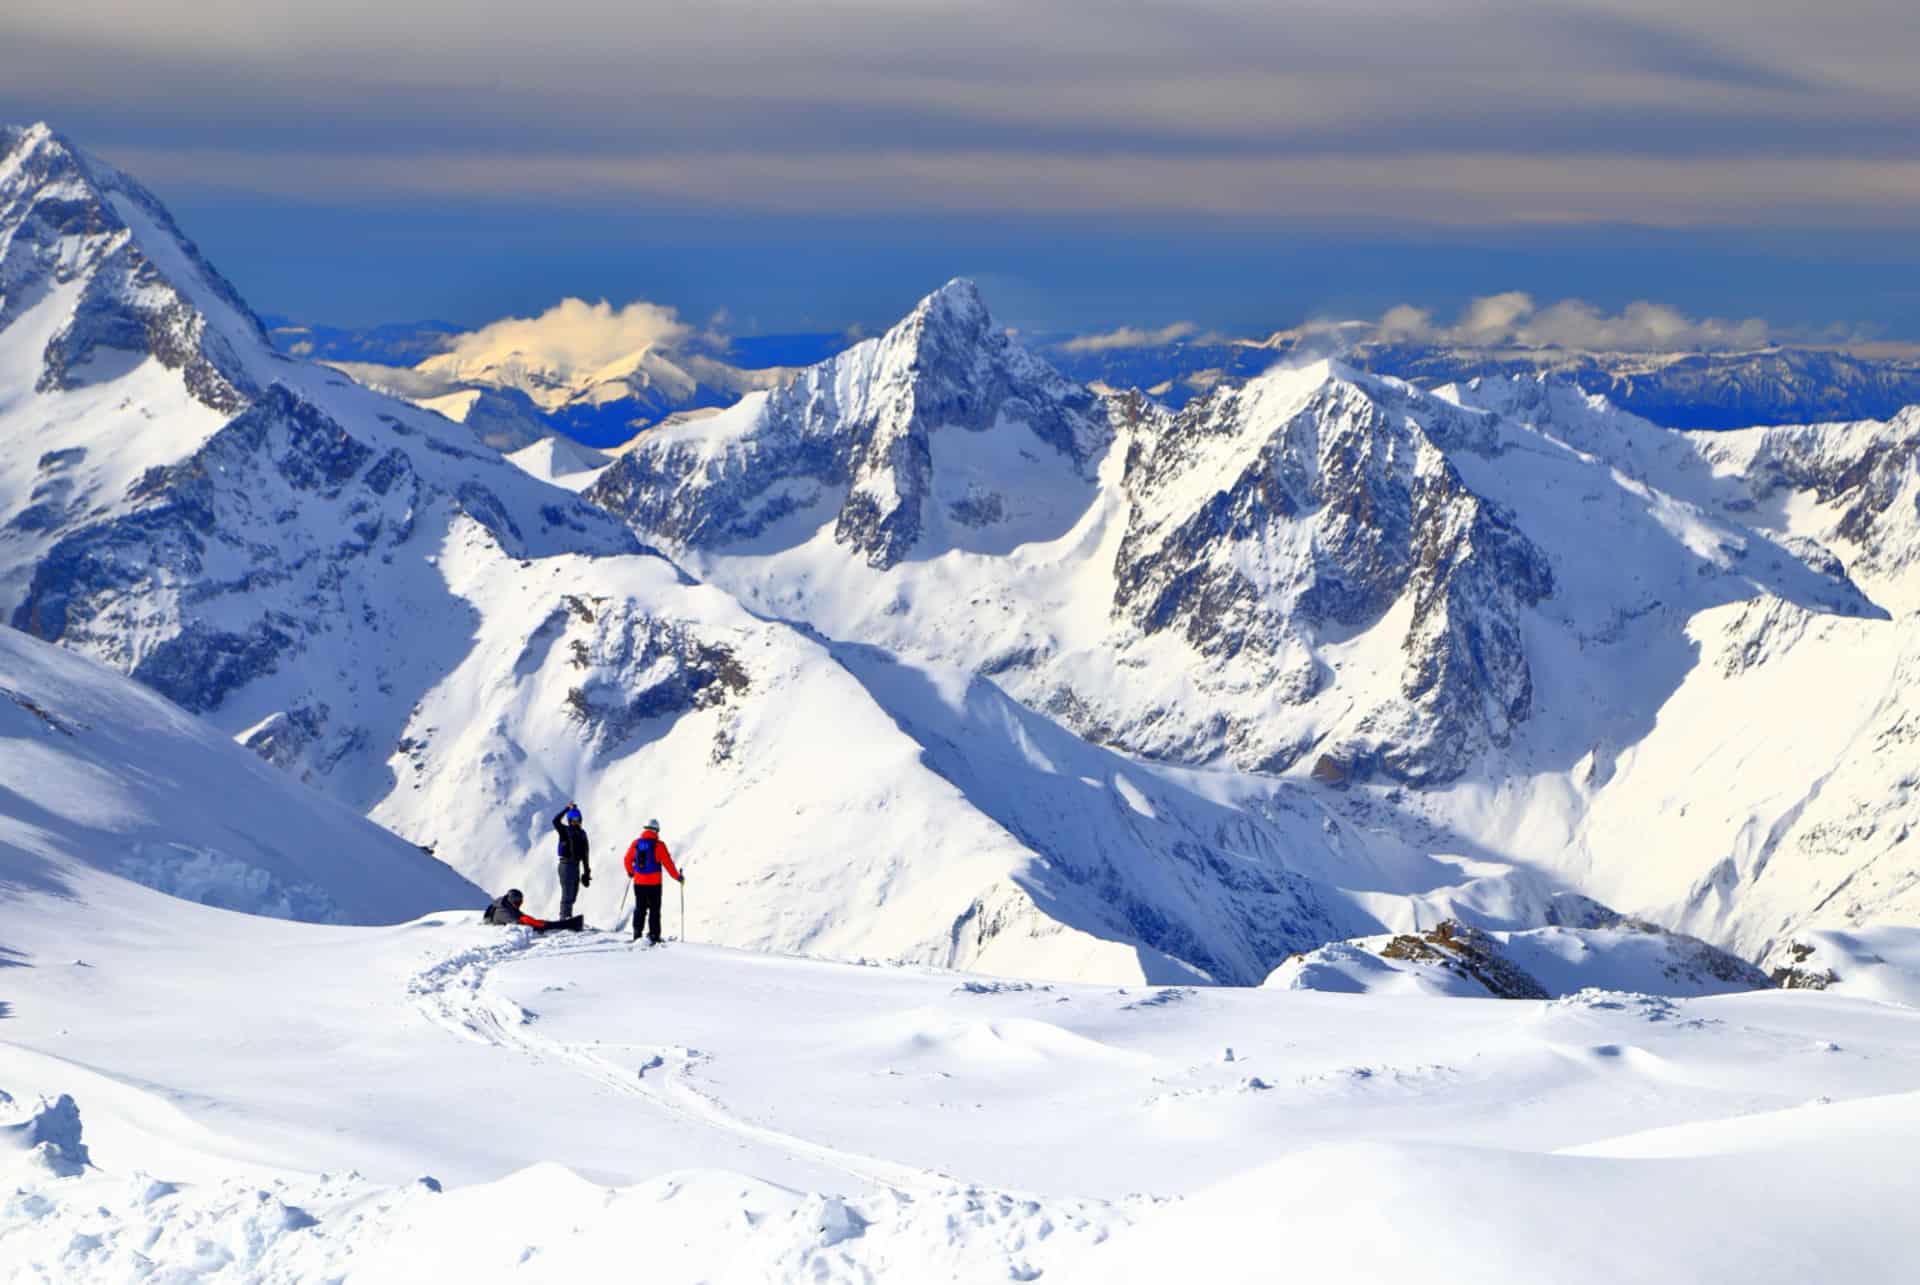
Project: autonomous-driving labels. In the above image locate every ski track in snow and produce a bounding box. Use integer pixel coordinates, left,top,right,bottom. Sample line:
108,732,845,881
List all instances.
407,930,980,1195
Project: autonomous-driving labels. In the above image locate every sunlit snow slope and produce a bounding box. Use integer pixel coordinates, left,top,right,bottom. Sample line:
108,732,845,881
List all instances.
0,623,476,922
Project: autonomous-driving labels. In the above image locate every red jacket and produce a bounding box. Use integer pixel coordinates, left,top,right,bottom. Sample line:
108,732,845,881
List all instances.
623,830,682,886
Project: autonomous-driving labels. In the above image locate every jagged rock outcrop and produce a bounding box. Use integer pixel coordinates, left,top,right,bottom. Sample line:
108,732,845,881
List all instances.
1269,914,1773,999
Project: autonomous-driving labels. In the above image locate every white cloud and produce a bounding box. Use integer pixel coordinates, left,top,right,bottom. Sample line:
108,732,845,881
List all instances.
425,297,696,378
1455,292,1538,345
1059,321,1203,353
1375,291,1775,352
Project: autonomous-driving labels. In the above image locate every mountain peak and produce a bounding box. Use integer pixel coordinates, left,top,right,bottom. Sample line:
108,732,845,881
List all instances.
0,119,270,413
2,120,57,155
0,120,111,193
904,277,993,343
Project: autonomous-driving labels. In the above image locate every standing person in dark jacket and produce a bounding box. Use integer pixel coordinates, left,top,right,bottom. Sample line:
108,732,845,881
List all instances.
623,819,683,945
553,802,592,920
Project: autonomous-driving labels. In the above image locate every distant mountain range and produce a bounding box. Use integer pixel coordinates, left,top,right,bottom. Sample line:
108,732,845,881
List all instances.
1053,330,1920,431
275,313,1920,446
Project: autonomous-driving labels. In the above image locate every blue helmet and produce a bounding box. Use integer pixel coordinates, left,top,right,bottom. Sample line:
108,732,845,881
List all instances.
566,807,582,825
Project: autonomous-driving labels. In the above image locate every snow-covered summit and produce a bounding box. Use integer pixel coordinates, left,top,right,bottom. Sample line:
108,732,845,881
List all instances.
0,121,269,418
0,123,646,786
587,277,1112,568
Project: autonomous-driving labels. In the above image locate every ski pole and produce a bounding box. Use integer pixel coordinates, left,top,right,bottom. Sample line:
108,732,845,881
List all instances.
680,868,686,944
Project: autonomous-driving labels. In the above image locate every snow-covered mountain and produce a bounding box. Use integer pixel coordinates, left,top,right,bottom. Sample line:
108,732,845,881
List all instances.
587,279,1112,569
597,284,1877,786
8,120,1920,990
10,122,1920,1285
5,123,1585,985
592,278,1920,967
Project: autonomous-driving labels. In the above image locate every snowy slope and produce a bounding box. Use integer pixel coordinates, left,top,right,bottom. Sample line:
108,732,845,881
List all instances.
504,435,612,492
3,868,1919,1282
0,622,477,922
1402,380,1920,966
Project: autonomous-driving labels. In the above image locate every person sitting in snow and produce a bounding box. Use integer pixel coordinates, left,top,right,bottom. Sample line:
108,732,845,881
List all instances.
482,888,580,932
553,801,592,919
623,819,684,945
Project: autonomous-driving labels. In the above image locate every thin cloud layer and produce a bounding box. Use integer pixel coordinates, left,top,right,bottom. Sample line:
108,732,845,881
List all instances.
1059,322,1205,353
2,0,1915,226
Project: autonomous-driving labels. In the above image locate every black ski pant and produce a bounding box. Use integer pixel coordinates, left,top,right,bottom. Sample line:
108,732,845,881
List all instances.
633,883,664,942
558,860,581,919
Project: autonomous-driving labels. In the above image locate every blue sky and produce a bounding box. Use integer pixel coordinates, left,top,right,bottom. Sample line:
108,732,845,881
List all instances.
3,0,1915,340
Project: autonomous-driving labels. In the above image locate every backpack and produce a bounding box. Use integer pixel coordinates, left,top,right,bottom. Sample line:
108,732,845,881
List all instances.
632,837,661,876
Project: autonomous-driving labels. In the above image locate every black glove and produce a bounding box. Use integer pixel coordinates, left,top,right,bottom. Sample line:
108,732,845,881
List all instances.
581,871,593,888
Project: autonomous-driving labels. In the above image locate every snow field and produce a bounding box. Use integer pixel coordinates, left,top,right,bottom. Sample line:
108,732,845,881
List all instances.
6,877,1920,1281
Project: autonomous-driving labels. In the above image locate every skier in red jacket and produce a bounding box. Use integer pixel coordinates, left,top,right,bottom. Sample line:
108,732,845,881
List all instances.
623,819,683,945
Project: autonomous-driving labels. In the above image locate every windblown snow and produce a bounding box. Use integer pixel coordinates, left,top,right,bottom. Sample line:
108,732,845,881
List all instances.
4,121,1920,1282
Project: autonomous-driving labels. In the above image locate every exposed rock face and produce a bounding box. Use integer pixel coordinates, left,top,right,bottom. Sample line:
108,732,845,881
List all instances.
1770,942,1841,990
9,385,603,718
1378,921,1554,999
587,280,1112,569
558,599,752,754
1113,371,1554,781
1693,407,1920,598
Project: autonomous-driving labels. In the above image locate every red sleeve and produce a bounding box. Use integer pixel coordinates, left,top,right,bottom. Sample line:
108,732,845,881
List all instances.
623,840,639,879
518,913,548,928
658,843,681,881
